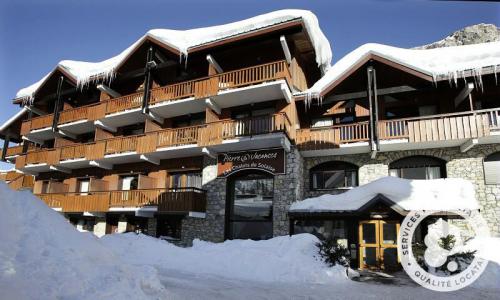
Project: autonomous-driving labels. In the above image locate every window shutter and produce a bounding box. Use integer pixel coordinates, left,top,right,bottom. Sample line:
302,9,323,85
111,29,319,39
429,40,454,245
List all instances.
484,161,500,185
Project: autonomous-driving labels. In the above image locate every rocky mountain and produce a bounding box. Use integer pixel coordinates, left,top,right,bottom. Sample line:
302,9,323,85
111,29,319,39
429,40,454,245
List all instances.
415,23,500,49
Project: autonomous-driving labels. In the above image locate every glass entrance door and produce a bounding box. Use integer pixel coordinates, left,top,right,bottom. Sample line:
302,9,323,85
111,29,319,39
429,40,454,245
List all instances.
359,220,400,270
227,172,274,240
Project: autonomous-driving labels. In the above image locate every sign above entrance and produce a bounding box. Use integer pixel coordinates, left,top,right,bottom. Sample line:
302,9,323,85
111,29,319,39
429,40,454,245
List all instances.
217,148,286,177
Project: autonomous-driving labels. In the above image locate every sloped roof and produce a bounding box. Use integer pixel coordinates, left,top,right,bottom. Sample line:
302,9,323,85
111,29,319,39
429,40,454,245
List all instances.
289,177,479,213
15,9,332,101
298,41,500,100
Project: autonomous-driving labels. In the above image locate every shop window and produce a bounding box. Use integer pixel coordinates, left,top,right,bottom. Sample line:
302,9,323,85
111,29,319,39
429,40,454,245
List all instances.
484,152,500,184
310,161,358,190
389,156,446,180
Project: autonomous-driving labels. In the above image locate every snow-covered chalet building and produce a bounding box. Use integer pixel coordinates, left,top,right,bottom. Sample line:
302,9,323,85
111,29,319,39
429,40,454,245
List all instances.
1,10,499,270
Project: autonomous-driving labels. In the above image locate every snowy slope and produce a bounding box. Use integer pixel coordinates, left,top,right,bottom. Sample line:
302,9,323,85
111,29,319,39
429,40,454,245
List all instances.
0,183,166,300
301,41,500,100
15,9,331,101
290,177,478,212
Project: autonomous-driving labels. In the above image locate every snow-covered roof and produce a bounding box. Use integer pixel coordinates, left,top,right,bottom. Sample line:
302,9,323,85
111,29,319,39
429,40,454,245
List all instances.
289,177,479,213
0,107,28,134
300,42,500,99
15,9,332,101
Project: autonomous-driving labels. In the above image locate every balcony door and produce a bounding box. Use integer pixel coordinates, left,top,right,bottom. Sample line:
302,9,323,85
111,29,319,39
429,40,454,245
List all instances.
77,179,90,195
226,171,274,240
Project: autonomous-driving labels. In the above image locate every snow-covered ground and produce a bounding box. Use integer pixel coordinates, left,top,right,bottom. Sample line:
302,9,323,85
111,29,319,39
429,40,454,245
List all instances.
0,183,499,299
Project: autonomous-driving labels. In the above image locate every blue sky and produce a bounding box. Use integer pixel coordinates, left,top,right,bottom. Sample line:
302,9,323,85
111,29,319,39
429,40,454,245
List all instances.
0,0,499,169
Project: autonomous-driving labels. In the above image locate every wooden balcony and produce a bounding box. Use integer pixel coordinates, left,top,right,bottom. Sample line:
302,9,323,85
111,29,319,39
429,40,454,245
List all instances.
0,171,34,190
149,60,291,104
378,108,500,142
19,61,291,138
37,188,206,213
18,113,291,169
20,114,54,135
5,145,24,157
296,122,370,151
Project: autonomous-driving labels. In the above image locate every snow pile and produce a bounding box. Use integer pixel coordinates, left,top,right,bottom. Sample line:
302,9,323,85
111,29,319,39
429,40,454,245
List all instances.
0,183,166,300
16,9,331,101
303,42,500,101
290,176,478,212
102,232,347,284
465,237,500,291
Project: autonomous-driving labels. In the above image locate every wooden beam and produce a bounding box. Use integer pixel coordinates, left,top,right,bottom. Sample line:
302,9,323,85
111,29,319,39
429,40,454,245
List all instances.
94,120,117,133
454,82,474,108
460,138,478,153
323,85,418,104
26,106,48,116
146,111,164,124
49,165,71,174
281,83,292,103
206,55,223,73
202,147,216,159
89,160,113,170
57,129,77,140
205,98,221,115
97,84,121,98
140,154,160,165
280,36,292,64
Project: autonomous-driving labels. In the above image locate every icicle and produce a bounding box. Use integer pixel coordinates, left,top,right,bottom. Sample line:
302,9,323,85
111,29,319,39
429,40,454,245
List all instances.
494,65,498,85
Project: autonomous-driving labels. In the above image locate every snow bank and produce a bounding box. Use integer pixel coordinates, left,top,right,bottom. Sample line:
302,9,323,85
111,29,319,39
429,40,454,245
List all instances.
466,237,500,291
16,9,331,101
0,183,166,300
302,42,500,102
290,176,478,212
102,232,347,284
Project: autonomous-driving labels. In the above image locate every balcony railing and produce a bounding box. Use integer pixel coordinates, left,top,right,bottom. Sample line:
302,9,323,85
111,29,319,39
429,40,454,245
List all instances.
149,60,291,104
0,172,34,190
19,113,291,167
37,187,206,213
20,114,54,135
296,122,370,151
378,108,500,142
20,61,292,136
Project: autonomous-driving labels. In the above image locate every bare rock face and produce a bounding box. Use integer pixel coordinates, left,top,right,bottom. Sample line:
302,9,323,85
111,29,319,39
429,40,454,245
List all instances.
415,23,500,49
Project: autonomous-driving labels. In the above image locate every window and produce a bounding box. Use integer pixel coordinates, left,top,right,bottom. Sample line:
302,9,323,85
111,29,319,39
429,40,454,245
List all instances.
310,161,358,190
484,152,500,184
294,219,346,240
168,172,202,189
77,178,90,195
311,118,333,128
120,175,138,190
228,172,274,240
389,156,446,180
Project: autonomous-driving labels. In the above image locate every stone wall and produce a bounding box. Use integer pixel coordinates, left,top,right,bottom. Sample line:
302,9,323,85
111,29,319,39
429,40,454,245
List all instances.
303,145,500,236
273,147,304,236
180,156,226,245
180,147,304,245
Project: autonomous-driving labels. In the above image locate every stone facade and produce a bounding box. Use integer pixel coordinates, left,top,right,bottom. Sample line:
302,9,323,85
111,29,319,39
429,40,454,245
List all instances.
303,144,500,236
180,147,304,245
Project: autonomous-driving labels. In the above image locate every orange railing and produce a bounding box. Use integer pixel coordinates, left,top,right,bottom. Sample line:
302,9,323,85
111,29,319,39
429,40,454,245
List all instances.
378,108,499,142
149,60,291,104
296,122,370,151
37,188,206,213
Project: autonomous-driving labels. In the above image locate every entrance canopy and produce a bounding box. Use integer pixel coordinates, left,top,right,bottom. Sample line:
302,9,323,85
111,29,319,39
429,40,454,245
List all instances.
290,177,478,214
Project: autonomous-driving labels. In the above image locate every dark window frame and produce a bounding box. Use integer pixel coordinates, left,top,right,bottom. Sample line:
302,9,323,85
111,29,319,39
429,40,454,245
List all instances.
309,161,359,190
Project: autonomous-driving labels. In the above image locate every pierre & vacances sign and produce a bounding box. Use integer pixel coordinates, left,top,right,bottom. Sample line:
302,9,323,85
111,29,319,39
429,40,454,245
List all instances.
217,148,285,177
